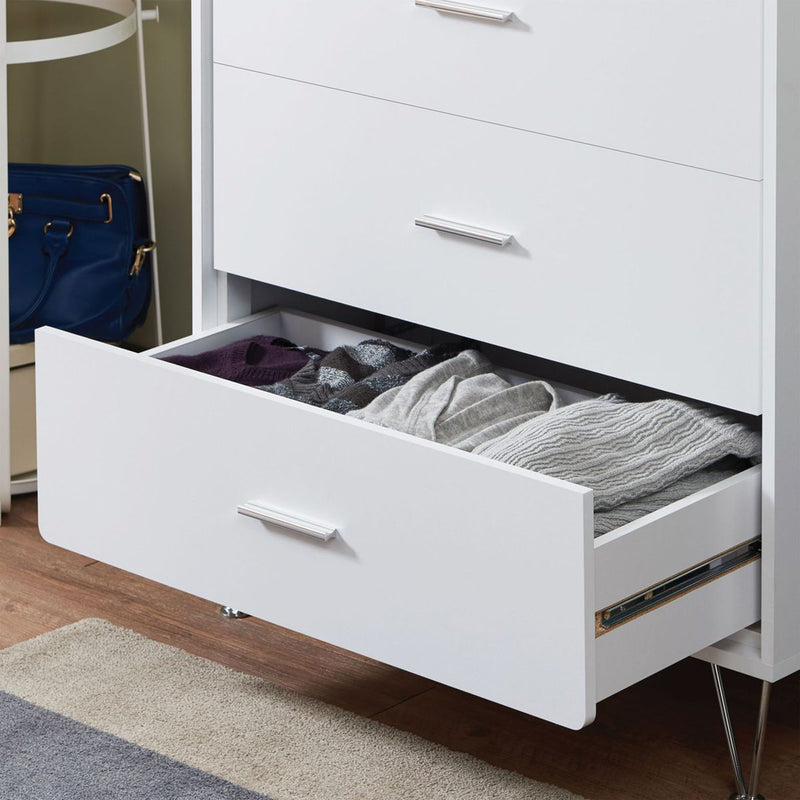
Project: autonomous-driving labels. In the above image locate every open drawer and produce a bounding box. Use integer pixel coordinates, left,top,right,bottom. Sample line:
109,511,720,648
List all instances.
35,309,761,729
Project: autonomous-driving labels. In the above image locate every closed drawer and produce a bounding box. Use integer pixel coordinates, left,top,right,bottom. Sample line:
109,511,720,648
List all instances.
37,309,761,730
213,0,764,178
214,68,763,414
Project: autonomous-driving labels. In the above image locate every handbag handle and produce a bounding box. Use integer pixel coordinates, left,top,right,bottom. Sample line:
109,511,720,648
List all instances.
10,218,73,330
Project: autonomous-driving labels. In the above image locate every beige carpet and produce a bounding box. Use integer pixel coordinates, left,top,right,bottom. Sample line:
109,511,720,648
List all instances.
0,619,586,800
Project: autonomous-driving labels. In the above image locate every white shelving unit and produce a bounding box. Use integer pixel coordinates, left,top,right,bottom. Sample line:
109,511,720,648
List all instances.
1,0,162,506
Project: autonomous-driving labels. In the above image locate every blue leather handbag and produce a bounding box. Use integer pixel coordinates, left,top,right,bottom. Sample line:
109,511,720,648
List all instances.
8,163,154,345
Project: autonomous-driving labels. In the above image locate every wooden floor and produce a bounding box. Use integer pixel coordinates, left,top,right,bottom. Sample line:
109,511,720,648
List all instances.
1,493,797,800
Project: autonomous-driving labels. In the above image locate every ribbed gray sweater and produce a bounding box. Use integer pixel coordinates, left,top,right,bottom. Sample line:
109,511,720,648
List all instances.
593,460,744,536
473,394,761,511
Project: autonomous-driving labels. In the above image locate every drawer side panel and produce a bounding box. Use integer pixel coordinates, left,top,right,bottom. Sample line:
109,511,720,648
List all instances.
594,467,762,610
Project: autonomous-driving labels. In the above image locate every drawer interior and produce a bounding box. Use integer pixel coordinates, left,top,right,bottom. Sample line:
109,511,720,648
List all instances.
148,304,762,559
148,308,596,406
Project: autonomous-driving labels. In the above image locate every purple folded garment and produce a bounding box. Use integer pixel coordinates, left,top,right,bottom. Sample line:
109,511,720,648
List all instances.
161,336,324,387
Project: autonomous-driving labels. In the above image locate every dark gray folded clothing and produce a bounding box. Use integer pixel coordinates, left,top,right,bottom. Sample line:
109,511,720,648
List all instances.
257,339,416,407
593,459,746,536
473,394,761,511
161,336,324,387
322,343,464,414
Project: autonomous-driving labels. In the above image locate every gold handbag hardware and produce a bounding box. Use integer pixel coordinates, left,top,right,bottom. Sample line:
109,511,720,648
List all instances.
44,220,74,238
131,240,156,276
100,192,113,224
8,193,23,238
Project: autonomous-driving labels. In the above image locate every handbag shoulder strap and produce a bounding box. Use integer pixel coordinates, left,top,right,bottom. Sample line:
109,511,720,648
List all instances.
20,194,111,224
9,218,72,330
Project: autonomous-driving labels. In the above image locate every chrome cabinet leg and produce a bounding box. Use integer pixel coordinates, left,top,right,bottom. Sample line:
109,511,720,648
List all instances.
711,664,772,800
746,681,771,800
712,664,748,799
220,606,249,619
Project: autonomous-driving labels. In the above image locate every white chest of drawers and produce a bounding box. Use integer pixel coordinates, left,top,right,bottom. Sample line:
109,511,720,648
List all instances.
33,0,800,739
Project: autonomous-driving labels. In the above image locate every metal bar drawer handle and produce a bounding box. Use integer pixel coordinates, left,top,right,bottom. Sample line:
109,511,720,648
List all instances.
415,215,513,246
238,503,337,542
415,0,514,23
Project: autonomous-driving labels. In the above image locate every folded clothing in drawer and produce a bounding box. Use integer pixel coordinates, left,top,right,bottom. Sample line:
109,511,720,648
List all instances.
259,339,462,413
351,349,564,451
164,332,761,536
160,335,324,386
471,396,760,510
349,349,761,534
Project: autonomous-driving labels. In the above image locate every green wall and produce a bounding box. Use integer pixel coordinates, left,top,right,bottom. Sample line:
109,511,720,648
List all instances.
7,1,192,346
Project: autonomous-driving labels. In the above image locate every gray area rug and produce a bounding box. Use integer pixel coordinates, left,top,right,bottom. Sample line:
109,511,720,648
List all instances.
0,619,586,800
0,691,271,799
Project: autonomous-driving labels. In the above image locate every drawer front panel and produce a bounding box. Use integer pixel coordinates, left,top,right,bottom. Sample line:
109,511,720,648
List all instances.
213,69,763,413
36,324,595,730
213,0,764,178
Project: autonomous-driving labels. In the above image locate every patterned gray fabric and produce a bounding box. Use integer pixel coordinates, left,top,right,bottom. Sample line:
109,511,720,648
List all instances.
322,343,463,414
257,339,413,407
474,394,761,511
593,460,744,536
349,350,562,451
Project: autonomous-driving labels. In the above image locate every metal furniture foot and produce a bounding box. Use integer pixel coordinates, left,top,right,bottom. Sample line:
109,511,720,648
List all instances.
711,663,772,800
220,606,249,619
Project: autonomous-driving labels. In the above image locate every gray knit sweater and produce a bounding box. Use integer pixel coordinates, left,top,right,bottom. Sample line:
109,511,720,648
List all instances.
349,350,562,450
593,460,745,536
473,394,761,511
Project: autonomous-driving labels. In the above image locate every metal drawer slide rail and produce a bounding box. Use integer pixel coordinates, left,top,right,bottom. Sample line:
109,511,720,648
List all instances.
597,539,761,635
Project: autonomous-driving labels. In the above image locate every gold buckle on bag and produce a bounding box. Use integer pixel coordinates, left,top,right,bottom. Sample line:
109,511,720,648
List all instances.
131,241,156,276
8,193,23,238
100,193,113,224
44,220,74,238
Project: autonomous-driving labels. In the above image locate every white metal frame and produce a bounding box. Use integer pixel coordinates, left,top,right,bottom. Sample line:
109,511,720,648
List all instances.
6,0,156,64
1,0,163,508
